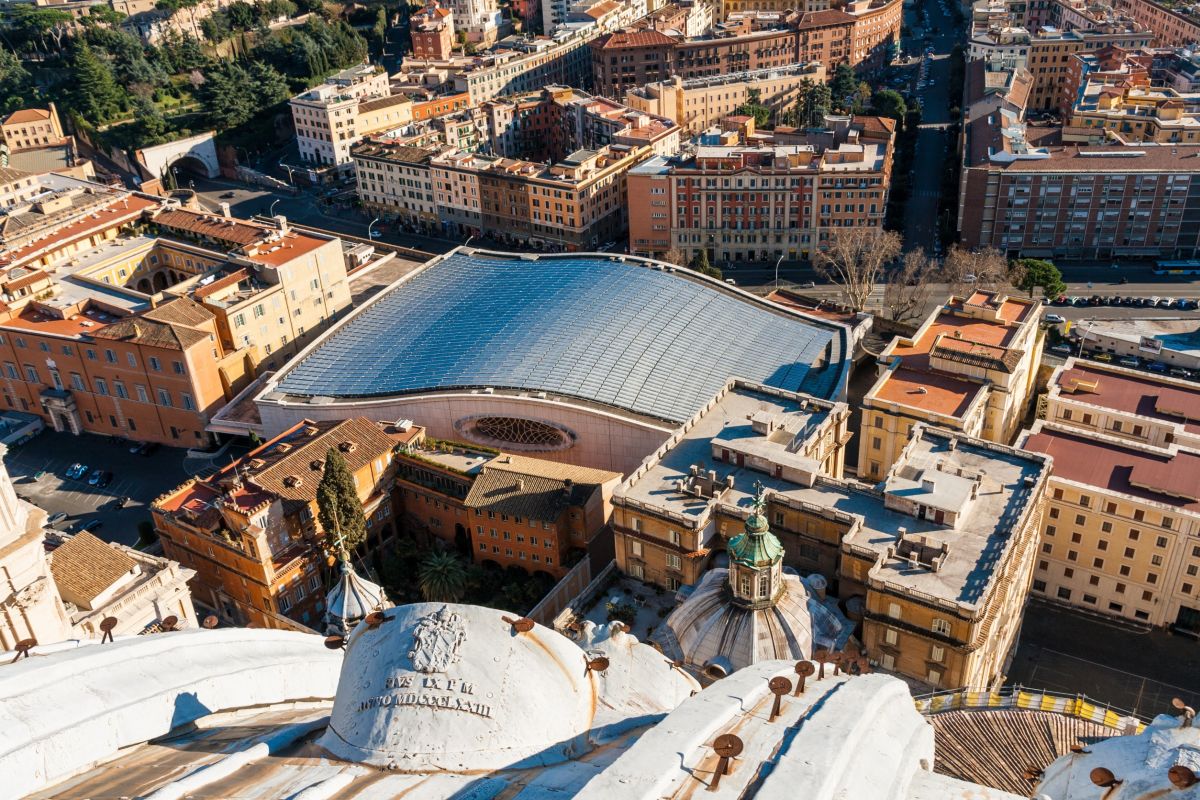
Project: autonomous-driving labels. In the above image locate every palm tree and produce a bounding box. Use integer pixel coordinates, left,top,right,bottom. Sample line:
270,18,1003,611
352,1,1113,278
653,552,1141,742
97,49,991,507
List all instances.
418,551,468,602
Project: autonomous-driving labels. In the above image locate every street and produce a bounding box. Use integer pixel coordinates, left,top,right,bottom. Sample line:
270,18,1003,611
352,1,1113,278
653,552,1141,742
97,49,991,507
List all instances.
901,0,959,253
3,432,197,547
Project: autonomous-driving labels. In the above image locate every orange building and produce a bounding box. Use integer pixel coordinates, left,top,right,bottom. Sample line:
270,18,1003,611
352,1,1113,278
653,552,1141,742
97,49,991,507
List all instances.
394,432,620,579
412,3,456,60
152,417,415,630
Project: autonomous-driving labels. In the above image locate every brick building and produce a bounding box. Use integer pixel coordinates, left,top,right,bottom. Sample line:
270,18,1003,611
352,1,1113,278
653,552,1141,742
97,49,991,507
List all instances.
627,115,894,261
1113,0,1200,46
152,418,412,630
394,432,620,579
590,0,901,99
411,3,456,61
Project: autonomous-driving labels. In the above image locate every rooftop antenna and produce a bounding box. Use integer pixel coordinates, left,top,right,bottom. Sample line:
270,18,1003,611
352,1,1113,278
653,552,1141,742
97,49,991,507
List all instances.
768,676,792,722
99,616,118,644
10,638,36,663
709,734,743,790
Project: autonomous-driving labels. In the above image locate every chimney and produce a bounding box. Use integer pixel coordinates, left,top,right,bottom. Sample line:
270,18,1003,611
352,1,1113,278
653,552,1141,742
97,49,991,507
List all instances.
219,202,231,218
516,479,524,491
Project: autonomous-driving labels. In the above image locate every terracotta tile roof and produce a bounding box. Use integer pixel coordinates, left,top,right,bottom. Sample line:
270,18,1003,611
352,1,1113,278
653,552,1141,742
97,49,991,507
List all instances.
1023,427,1200,512
93,315,210,350
795,9,855,27
142,296,214,328
150,209,268,247
464,455,617,522
593,29,678,48
931,335,1023,373
2,108,52,125
49,532,136,606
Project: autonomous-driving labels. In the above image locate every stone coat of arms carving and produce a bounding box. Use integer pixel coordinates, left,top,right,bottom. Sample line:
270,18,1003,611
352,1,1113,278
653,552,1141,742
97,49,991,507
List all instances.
409,605,467,673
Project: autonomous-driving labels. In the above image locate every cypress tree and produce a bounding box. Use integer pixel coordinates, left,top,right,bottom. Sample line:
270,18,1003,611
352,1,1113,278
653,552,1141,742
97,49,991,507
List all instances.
317,447,368,553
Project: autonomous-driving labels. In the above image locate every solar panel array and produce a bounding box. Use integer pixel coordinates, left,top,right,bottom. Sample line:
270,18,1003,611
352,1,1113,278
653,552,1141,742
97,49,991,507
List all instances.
276,253,838,422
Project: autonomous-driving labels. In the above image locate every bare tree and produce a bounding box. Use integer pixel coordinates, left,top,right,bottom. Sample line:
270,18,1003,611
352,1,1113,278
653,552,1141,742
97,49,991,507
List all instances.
813,227,902,312
661,247,687,267
942,245,1009,296
882,247,939,324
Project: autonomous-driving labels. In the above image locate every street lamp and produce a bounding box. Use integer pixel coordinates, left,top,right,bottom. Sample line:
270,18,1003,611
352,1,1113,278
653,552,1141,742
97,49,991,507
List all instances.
774,253,785,292
269,199,281,217
279,162,295,186
368,217,381,240
1076,318,1094,359
464,234,474,248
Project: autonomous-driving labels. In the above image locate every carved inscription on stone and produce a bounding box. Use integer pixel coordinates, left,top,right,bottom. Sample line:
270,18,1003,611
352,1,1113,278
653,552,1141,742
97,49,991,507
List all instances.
357,673,492,718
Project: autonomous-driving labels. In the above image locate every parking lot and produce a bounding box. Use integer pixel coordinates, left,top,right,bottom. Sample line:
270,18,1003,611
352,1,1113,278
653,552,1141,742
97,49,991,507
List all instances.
3,431,193,547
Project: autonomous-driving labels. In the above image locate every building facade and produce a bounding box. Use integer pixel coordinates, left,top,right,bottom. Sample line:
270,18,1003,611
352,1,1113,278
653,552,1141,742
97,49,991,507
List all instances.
0,105,65,153
627,115,895,261
152,418,411,631
859,291,1043,480
1017,359,1200,633
1113,0,1200,46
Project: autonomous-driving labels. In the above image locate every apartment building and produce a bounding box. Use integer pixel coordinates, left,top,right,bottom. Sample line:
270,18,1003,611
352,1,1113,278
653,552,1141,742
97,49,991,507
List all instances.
152,417,412,630
0,105,65,153
859,291,1042,481
1017,358,1200,634
446,0,504,44
612,379,1050,690
289,65,414,173
394,430,620,578
398,27,603,105
1024,25,1155,111
353,88,680,246
623,63,828,134
1113,0,1200,45
959,108,1200,258
411,3,456,60
590,0,901,98
1062,47,1200,142
627,115,894,261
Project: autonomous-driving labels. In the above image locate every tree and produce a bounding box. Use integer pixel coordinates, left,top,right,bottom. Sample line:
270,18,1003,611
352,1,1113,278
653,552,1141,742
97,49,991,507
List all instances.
87,5,127,25
0,50,35,114
1012,258,1066,300
943,245,1008,295
418,551,468,602
69,43,125,125
871,89,907,125
249,60,290,106
661,247,687,267
882,247,939,323
8,6,73,55
737,87,771,128
800,80,832,128
813,226,902,312
830,63,858,112
853,81,872,114
316,447,368,553
130,96,169,146
689,249,722,279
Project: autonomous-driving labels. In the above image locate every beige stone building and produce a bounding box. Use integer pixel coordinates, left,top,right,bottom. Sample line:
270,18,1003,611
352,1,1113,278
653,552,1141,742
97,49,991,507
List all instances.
612,379,1051,689
0,105,65,153
859,290,1043,481
623,63,827,135
1017,358,1200,632
289,66,412,173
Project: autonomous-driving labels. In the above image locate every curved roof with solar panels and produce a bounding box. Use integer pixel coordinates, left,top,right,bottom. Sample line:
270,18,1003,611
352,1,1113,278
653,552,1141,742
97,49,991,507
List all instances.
267,249,849,423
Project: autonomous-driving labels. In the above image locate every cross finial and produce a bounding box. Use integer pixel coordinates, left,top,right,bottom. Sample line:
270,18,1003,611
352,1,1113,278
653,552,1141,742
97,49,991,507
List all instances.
752,480,767,515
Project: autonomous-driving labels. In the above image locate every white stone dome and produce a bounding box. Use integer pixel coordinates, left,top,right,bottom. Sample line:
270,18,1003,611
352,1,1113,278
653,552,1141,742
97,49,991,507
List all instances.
320,603,599,772
324,557,388,634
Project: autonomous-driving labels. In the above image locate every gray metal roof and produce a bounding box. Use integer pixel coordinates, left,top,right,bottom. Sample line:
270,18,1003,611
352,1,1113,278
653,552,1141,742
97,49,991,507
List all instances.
275,251,841,422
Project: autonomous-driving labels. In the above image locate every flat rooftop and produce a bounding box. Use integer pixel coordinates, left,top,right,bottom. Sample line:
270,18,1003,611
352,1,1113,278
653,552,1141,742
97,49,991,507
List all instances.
872,365,985,418
1023,424,1200,513
1055,359,1200,435
270,249,847,423
620,384,1047,606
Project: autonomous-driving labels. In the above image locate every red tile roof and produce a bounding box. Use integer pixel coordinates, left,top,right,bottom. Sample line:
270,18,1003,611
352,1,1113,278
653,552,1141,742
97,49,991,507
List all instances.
1023,427,1200,512
593,29,677,48
1056,362,1200,434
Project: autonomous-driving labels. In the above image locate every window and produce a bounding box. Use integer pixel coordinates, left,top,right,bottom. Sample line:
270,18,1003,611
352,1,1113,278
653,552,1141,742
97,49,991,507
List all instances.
182,393,195,411
1152,554,1164,567
1057,587,1072,600
1109,602,1123,612
1129,529,1140,540
70,373,85,391
1083,594,1097,605
148,356,161,372
114,381,127,399
23,365,37,383
665,553,682,570
930,645,945,663
136,385,148,403
883,628,898,646
1089,575,1100,586
95,378,108,396
668,530,681,546
931,618,951,636
1156,535,1168,548
1033,579,1047,592
278,593,293,613
1125,547,1136,559
887,602,902,619
173,360,185,375
157,388,171,407
126,352,137,368
631,517,641,532
1093,558,1104,568
1046,525,1057,537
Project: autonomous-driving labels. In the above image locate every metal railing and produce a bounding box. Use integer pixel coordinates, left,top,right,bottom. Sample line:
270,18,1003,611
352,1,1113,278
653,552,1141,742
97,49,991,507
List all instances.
913,686,1149,731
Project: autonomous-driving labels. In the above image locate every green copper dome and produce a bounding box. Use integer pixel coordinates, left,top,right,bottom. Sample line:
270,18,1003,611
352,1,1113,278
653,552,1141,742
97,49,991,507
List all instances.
728,512,784,568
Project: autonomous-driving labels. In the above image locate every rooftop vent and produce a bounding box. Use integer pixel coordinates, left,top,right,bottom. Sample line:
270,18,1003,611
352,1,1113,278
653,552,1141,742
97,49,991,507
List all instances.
283,475,302,488
310,459,323,471
304,425,320,436
339,441,357,453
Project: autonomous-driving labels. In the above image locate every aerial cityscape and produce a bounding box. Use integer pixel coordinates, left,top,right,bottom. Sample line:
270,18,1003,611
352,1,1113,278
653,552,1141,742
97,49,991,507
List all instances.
0,0,1197,793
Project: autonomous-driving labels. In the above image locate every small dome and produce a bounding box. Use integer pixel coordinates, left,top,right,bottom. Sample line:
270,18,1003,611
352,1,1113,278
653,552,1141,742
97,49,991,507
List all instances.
321,604,599,771
728,514,784,568
324,558,388,634
663,569,846,676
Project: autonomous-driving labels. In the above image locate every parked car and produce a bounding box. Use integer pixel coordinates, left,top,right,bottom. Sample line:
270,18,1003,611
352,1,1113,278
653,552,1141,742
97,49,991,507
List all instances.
1148,361,1168,373
112,496,130,509
1050,344,1073,355
220,191,236,199
47,512,68,526
1045,313,1066,324
71,519,103,533
1118,356,1140,368
129,441,143,454
140,442,160,457
1094,353,1114,362
87,469,104,486
66,463,88,480
1170,368,1193,378
96,471,113,488
1159,297,1176,308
